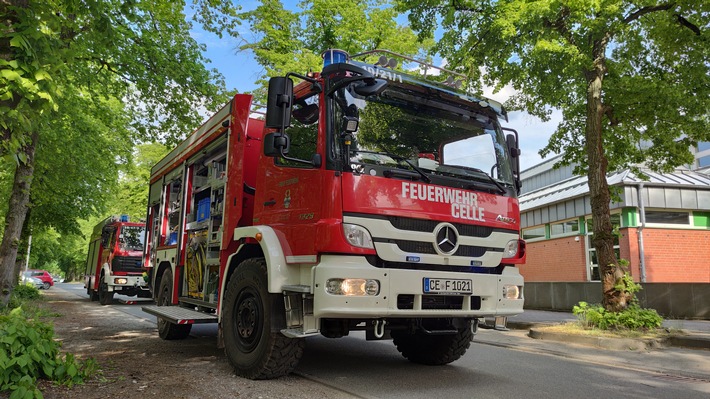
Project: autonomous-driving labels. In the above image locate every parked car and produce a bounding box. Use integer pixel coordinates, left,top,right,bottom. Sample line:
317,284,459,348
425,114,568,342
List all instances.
22,269,54,289
22,276,44,289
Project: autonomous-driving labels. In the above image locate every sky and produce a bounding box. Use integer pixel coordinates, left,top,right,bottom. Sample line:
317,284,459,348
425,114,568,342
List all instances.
188,1,561,172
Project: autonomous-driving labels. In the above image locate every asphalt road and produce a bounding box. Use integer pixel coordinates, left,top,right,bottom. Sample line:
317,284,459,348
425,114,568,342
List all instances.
56,282,710,399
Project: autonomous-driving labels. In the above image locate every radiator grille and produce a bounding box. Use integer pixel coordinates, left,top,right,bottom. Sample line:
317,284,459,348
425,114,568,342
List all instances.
112,256,143,273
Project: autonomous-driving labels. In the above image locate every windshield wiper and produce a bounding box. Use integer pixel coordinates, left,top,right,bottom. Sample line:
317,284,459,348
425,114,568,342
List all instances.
480,173,507,195
350,149,431,183
441,164,507,194
380,146,432,183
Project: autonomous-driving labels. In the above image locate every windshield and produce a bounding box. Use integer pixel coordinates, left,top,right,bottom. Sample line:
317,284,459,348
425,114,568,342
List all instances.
119,225,145,251
331,81,514,193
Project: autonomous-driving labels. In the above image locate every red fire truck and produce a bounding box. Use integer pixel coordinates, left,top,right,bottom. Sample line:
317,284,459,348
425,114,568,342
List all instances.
142,49,525,379
85,215,149,305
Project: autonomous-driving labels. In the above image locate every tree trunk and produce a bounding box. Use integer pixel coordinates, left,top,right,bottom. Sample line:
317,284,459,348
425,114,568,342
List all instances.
0,132,38,308
585,38,631,313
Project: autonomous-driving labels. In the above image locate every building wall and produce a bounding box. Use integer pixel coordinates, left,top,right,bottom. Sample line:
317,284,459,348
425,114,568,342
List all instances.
619,228,641,281
636,229,710,283
520,235,587,282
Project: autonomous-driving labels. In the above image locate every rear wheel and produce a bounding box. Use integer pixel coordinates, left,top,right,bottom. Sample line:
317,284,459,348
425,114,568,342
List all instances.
157,268,192,340
42,282,51,290
88,281,98,301
223,258,304,379
98,274,114,305
391,320,473,365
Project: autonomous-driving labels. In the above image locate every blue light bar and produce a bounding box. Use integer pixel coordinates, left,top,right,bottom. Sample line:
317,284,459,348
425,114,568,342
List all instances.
322,49,349,68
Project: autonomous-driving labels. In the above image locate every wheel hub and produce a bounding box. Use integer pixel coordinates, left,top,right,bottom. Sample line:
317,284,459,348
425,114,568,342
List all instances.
237,296,258,340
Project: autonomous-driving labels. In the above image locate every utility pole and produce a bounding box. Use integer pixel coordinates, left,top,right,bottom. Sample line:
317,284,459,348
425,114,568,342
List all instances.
24,234,32,272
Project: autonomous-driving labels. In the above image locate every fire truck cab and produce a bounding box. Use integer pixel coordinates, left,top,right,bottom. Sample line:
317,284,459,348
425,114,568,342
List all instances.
142,49,525,379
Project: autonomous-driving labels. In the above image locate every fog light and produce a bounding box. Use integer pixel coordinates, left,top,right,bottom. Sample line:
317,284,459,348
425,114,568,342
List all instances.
326,278,380,296
114,278,128,285
502,284,521,299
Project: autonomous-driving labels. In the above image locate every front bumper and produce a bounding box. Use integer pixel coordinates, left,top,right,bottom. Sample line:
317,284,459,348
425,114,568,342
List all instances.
107,275,149,292
312,255,523,319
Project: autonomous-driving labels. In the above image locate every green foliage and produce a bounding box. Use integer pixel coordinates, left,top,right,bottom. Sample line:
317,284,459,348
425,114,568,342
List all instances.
396,0,710,172
8,284,42,309
238,0,432,98
573,301,663,331
0,308,97,397
1,1,241,302
108,142,169,221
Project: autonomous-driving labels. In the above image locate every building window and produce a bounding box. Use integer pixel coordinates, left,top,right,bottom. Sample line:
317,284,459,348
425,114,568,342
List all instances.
645,210,690,225
698,155,710,168
698,142,710,152
550,219,579,237
522,226,546,241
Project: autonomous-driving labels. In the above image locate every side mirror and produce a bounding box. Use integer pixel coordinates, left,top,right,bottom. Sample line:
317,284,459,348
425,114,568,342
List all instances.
265,77,294,129
263,132,290,157
505,132,522,193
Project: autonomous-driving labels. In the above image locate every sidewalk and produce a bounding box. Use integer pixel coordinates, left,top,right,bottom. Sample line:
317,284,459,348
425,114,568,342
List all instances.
502,309,710,350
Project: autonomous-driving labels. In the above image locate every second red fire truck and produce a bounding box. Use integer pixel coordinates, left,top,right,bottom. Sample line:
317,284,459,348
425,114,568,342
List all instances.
142,49,526,379
85,215,149,305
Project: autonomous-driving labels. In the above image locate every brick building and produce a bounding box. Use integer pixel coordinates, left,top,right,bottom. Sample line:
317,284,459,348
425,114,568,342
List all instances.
518,157,710,317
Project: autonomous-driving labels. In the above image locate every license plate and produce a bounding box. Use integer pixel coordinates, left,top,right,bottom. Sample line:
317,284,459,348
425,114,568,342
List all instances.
423,278,472,294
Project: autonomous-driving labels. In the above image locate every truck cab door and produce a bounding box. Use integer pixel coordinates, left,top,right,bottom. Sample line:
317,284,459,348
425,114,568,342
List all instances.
255,88,324,260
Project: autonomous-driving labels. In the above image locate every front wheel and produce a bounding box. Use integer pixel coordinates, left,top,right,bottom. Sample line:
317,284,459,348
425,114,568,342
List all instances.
222,258,304,379
98,275,114,305
156,268,192,340
391,320,473,365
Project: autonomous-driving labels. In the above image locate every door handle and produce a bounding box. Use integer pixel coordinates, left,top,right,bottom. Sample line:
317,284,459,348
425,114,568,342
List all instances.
264,200,276,206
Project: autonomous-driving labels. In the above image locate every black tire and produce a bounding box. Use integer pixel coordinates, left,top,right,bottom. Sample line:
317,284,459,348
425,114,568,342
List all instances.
88,282,99,301
156,268,192,340
42,282,51,290
391,321,473,365
98,275,114,305
223,258,304,379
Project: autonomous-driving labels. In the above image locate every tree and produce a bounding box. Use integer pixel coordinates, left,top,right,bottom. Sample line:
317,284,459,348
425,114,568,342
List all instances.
237,0,432,96
109,142,169,221
396,0,710,311
0,0,240,307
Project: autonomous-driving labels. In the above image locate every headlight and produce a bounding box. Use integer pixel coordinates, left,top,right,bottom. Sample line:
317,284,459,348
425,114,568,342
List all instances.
114,278,128,285
502,284,522,299
326,278,380,296
343,223,374,249
503,239,519,258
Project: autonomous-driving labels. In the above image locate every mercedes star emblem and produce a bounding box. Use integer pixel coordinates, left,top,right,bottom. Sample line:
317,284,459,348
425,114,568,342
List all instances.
434,223,459,255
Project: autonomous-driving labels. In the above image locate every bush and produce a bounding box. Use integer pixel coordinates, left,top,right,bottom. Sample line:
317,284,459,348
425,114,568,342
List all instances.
573,301,663,331
0,307,97,399
8,284,43,309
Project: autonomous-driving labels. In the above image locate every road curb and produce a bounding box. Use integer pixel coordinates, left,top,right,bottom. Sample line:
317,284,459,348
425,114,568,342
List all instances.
667,335,710,350
508,321,710,351
528,329,668,351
